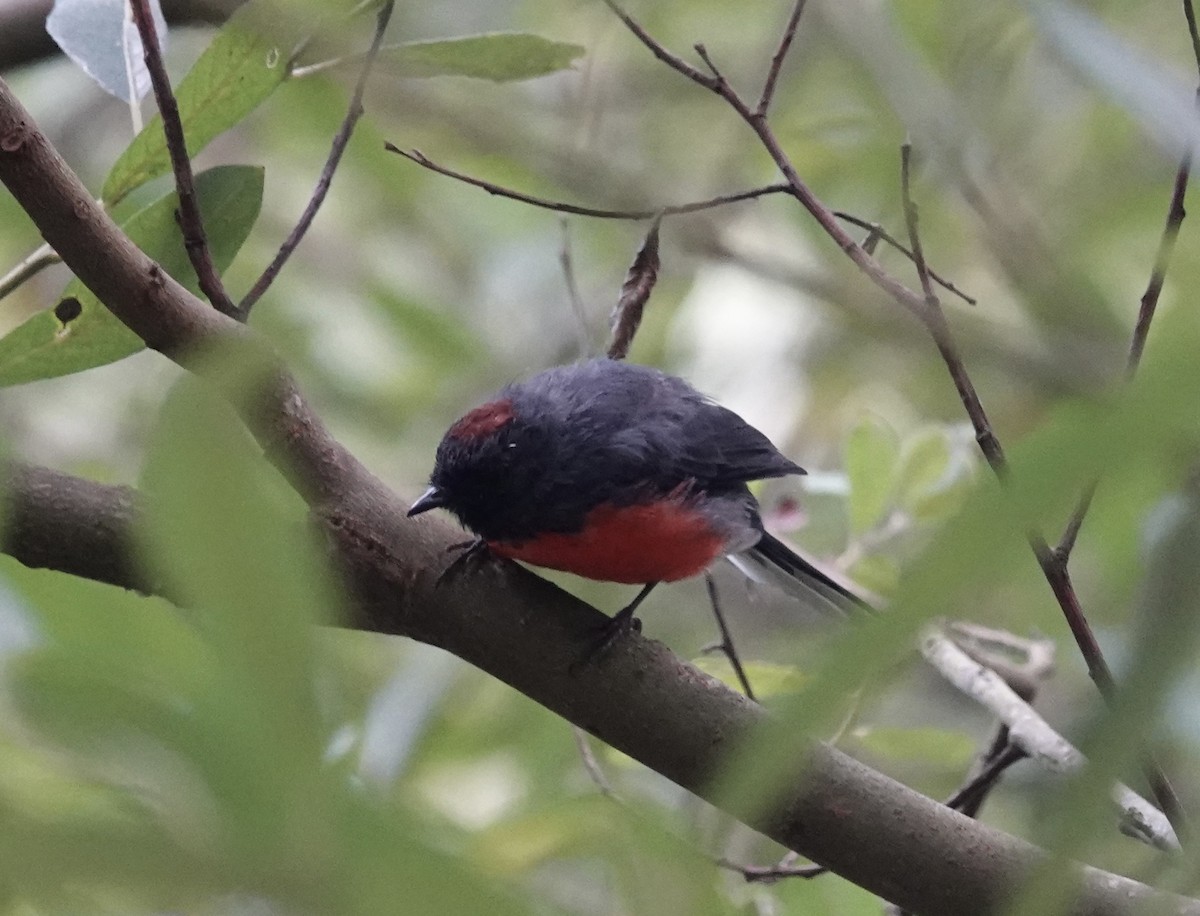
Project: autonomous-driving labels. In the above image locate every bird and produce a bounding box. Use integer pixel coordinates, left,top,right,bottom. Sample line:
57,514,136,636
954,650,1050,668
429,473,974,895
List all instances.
407,358,866,659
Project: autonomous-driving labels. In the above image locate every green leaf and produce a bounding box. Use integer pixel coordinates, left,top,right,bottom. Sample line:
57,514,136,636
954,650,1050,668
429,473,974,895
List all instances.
0,165,263,387
849,726,976,768
102,3,288,205
895,427,952,510
909,469,973,521
137,372,333,841
690,656,808,699
846,553,900,595
844,414,901,535
383,33,585,82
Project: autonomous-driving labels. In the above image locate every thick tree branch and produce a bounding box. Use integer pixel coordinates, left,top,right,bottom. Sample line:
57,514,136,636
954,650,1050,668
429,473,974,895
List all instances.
1,461,1195,915
1,464,149,593
1,79,1196,916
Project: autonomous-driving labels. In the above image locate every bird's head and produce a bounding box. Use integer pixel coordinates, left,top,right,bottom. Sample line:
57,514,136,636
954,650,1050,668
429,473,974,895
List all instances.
408,398,553,540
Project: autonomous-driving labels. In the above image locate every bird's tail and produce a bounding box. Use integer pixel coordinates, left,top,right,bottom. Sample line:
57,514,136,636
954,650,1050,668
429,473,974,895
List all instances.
732,531,875,617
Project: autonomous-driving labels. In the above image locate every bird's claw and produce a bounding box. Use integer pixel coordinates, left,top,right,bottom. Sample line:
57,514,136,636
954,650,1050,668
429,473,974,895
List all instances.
570,610,642,674
437,537,491,587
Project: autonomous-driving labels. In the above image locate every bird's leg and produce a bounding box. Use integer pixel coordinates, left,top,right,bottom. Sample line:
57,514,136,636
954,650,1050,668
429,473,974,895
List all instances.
699,573,756,701
574,582,659,670
437,536,491,587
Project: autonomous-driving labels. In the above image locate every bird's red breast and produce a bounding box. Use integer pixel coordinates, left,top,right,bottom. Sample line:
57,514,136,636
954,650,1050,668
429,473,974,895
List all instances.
487,497,726,584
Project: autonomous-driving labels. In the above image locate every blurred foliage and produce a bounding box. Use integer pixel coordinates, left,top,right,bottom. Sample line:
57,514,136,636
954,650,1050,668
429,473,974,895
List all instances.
1,0,1200,912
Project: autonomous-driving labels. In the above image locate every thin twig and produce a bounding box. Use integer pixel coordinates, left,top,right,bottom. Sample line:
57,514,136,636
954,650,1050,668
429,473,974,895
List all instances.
701,574,756,701
128,0,236,318
903,149,1188,834
921,628,1179,851
386,147,793,218
716,853,827,883
757,0,807,116
601,0,721,91
833,210,975,304
946,733,1027,818
605,0,933,321
603,0,1192,840
899,141,938,308
1056,1,1200,558
1128,135,1194,375
1036,3,1200,833
0,242,59,301
1054,481,1097,559
692,43,727,84
237,0,395,318
1054,4,1200,562
386,146,974,302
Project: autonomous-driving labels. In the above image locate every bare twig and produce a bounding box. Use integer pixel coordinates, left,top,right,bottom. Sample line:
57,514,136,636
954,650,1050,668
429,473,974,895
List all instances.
757,0,808,116
1055,3,1200,560
603,0,933,322
606,216,660,360
946,734,1027,818
237,0,395,318
833,210,975,304
0,241,58,301
1034,2,1200,834
1126,1,1200,376
700,574,756,701
921,628,1179,851
899,141,938,308
386,147,793,218
1128,136,1194,375
1054,481,1097,559
128,0,237,317
603,0,1190,836
716,852,827,883
601,0,721,91
947,621,1056,702
386,146,975,302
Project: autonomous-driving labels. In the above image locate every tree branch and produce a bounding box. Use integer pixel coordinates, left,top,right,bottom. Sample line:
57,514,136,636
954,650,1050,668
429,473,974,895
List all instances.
921,628,1177,851
0,460,1192,913
1,463,150,593
128,0,237,317
1,77,1196,914
599,0,1191,837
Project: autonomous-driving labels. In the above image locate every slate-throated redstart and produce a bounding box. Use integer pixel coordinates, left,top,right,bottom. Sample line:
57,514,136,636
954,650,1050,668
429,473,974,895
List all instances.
408,359,864,652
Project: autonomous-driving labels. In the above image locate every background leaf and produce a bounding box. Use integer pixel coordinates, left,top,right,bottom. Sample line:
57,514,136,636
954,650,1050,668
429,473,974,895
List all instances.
381,33,585,82
844,414,901,535
101,2,287,205
0,165,263,387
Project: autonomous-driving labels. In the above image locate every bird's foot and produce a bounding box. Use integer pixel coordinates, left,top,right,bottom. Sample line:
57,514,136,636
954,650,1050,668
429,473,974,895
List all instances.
570,607,643,673
437,537,491,587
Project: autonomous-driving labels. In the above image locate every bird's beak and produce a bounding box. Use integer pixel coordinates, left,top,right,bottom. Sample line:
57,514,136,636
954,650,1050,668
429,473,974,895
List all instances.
407,485,446,517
